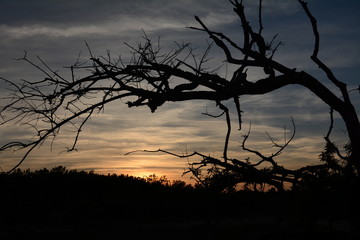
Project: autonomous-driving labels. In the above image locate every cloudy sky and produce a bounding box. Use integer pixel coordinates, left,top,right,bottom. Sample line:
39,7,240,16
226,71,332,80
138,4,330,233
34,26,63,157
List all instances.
0,0,359,182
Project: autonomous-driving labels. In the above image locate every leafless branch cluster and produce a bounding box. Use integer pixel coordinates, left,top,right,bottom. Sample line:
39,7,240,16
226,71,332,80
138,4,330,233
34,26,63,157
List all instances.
127,120,309,192
0,0,359,190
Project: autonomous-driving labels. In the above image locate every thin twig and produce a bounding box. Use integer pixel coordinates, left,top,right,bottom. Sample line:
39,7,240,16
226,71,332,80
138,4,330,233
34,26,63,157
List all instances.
299,0,350,104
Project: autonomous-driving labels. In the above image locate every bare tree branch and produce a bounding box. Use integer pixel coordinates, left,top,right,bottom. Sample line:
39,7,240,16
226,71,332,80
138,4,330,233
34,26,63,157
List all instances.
299,0,350,104
0,0,358,188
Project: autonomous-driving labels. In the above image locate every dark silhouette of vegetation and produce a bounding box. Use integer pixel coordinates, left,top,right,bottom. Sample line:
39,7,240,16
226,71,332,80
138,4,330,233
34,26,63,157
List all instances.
0,1,359,192
0,166,359,239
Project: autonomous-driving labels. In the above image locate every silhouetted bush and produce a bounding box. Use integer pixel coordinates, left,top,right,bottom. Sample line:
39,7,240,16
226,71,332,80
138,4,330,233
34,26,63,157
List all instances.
1,166,358,239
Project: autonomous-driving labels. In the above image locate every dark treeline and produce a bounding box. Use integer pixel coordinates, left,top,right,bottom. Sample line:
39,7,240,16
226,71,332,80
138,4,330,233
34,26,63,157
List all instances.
0,166,359,239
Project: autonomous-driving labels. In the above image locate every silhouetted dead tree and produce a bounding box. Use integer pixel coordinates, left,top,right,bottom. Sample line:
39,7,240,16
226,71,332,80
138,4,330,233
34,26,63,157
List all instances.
0,0,359,190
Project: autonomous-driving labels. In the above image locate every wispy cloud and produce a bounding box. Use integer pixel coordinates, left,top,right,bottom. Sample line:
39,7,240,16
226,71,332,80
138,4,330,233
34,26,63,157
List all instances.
0,24,108,38
0,0,359,180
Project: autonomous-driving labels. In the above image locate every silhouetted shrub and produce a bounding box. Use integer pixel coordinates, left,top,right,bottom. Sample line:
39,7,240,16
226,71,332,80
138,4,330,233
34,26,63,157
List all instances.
1,166,358,239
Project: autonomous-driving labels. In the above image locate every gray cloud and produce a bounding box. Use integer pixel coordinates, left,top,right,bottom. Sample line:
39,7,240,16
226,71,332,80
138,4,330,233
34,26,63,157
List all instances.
0,0,359,180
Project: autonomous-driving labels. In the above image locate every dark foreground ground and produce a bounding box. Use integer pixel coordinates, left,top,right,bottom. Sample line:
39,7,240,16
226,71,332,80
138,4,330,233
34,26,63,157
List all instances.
0,168,359,239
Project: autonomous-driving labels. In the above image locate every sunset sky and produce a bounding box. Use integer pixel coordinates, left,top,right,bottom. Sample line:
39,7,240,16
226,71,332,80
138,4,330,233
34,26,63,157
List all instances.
0,0,359,182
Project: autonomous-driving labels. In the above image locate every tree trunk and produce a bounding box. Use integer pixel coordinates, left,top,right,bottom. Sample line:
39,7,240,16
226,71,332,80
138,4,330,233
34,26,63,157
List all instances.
297,72,360,172
339,105,360,172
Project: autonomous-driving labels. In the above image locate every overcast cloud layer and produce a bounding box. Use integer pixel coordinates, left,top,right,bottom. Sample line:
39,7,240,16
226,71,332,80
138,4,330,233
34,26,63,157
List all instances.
0,0,359,181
